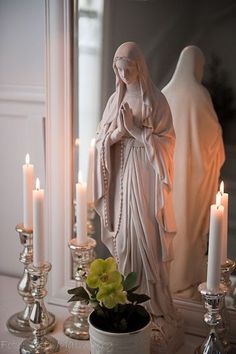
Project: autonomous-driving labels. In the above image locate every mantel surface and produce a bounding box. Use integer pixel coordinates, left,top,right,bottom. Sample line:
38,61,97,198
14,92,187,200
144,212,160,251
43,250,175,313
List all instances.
0,275,206,354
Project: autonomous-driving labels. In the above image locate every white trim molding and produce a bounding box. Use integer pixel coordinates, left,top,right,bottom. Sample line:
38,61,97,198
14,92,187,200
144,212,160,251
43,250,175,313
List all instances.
45,0,74,306
0,84,45,103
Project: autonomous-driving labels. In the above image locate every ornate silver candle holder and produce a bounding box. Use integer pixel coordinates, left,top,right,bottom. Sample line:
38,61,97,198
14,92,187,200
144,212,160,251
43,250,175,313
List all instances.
63,237,96,340
195,282,228,354
7,224,34,337
20,263,59,354
217,259,236,352
7,224,56,338
220,258,236,289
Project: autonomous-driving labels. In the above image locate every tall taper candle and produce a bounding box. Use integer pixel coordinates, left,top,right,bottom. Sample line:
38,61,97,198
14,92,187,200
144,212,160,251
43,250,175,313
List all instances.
206,192,224,292
220,181,228,265
33,178,45,267
87,138,95,204
76,172,87,245
23,154,34,229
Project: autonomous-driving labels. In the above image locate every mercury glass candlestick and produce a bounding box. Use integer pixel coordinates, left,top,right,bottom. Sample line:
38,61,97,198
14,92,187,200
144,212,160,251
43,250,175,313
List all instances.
63,237,96,339
220,259,236,289
7,224,56,338
195,282,228,354
217,259,236,352
7,224,34,337
20,263,59,354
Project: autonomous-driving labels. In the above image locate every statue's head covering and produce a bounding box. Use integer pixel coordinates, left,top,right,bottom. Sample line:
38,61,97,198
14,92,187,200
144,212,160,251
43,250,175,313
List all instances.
172,45,205,83
103,42,159,126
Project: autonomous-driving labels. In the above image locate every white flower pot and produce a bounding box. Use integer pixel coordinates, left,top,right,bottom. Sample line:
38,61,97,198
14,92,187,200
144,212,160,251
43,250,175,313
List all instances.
88,312,151,354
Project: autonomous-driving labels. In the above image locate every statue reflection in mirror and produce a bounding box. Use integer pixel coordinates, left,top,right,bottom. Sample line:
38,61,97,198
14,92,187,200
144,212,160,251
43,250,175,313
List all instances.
162,45,225,300
93,42,183,352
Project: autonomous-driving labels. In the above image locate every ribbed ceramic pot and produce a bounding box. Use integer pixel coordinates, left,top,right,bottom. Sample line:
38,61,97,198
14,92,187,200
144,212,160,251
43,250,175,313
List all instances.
88,311,151,354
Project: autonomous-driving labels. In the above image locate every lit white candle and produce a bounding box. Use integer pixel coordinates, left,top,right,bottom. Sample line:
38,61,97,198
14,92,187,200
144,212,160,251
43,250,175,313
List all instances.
22,153,34,229
206,192,224,292
33,178,45,267
87,138,95,204
220,181,228,265
76,172,87,245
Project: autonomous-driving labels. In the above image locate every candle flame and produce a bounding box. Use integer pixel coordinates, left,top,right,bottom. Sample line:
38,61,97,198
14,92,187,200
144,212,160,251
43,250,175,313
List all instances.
36,178,40,190
216,192,221,208
91,138,95,147
25,153,30,165
75,138,80,146
220,181,224,195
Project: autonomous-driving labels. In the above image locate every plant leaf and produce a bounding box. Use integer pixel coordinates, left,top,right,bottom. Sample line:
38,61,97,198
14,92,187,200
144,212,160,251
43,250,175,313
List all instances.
123,272,137,291
127,285,140,293
67,287,90,302
68,286,84,295
127,292,150,304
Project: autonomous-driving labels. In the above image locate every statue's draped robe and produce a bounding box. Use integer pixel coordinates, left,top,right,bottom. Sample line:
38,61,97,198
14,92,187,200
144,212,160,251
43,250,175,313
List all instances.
162,46,225,296
94,85,177,321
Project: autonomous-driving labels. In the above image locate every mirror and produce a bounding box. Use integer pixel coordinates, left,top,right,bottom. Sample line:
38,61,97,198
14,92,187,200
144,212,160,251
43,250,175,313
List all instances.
75,0,236,308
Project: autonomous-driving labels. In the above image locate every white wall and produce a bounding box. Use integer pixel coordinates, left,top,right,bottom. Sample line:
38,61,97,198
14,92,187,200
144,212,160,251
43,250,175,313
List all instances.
0,0,46,277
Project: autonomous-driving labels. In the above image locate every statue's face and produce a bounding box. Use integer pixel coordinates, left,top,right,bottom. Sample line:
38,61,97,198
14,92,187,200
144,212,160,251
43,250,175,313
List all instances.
116,58,138,85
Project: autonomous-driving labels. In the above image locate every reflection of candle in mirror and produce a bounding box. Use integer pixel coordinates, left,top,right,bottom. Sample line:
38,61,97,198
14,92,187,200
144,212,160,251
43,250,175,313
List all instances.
33,178,45,267
76,171,87,245
75,138,80,173
87,138,95,204
220,181,228,265
23,153,34,229
206,192,224,292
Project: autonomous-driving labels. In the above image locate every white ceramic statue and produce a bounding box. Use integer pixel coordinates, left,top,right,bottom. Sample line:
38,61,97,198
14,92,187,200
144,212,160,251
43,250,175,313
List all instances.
94,42,183,352
162,45,225,299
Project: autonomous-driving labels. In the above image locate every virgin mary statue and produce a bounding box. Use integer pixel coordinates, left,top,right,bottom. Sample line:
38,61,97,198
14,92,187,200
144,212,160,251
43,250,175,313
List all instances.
94,42,182,350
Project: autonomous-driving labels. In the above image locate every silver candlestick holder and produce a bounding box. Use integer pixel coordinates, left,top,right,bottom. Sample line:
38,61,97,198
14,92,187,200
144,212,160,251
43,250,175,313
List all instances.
63,237,96,340
217,259,236,353
7,224,34,337
220,258,236,289
20,262,59,354
195,282,228,354
7,224,56,338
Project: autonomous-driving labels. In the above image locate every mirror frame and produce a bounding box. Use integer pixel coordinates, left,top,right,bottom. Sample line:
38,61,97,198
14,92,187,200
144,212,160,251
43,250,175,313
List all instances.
45,0,236,342
45,0,74,305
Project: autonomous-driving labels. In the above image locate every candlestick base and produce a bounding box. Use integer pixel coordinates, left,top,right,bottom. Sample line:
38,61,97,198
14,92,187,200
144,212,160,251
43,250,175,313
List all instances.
63,237,96,340
20,335,59,354
195,282,228,354
19,263,59,354
7,312,56,338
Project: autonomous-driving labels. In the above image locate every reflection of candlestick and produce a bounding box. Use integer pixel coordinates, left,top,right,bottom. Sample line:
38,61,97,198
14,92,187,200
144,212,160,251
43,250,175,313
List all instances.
87,138,95,204
206,192,224,292
220,181,228,265
76,172,87,245
33,178,45,267
23,154,34,229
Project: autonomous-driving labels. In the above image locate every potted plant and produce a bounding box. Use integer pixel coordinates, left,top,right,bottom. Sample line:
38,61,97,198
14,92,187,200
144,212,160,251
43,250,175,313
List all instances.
68,257,151,354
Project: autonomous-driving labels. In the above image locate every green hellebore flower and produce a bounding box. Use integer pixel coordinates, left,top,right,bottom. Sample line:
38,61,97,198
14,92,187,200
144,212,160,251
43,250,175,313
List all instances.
96,283,127,309
86,257,122,289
